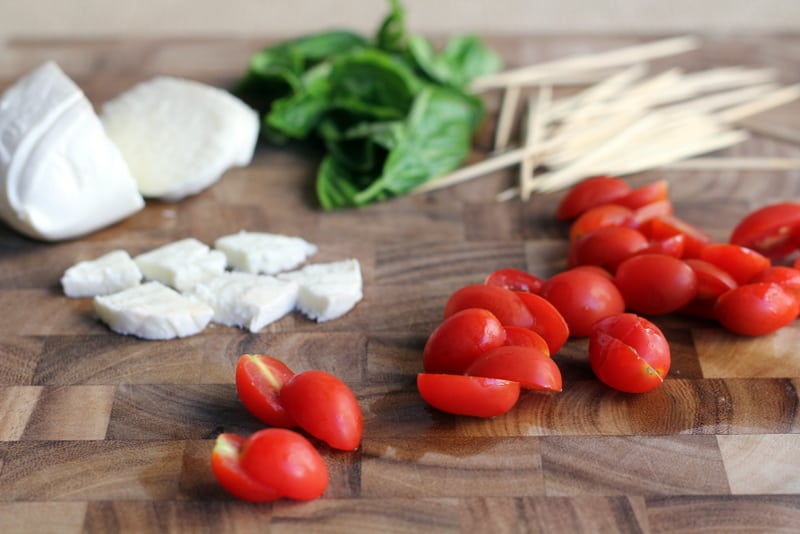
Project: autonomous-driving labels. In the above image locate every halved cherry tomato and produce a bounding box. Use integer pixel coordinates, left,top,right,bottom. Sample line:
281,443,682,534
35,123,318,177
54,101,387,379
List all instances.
444,284,533,328
484,267,543,293
235,354,296,428
638,234,685,258
615,180,669,210
614,254,698,315
539,268,625,337
212,429,328,502
589,313,670,393
417,373,520,418
503,325,551,356
569,204,633,243
570,226,649,272
684,258,738,301
465,345,561,392
643,215,712,258
730,202,800,259
715,282,799,336
630,199,674,228
280,370,363,451
423,308,506,374
555,175,632,221
514,291,570,354
751,266,800,300
700,243,770,285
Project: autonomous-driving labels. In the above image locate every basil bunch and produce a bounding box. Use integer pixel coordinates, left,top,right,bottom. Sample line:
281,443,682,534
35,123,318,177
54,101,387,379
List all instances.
235,0,501,209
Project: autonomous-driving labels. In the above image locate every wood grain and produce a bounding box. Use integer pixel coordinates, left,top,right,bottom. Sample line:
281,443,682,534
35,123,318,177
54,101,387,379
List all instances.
1,34,800,533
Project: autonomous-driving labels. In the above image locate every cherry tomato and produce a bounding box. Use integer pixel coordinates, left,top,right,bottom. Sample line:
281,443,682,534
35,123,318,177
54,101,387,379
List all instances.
514,291,570,354
638,234,685,258
280,370,363,451
570,226,649,272
643,215,712,258
417,373,520,418
484,267,543,293
614,254,698,315
423,308,506,374
715,282,799,336
212,429,328,502
503,325,551,356
684,258,738,301
569,204,633,243
465,345,562,392
700,243,770,285
730,202,800,259
630,199,674,228
555,175,632,221
235,354,296,428
539,268,625,337
615,180,669,210
751,266,800,300
443,284,533,328
589,313,670,393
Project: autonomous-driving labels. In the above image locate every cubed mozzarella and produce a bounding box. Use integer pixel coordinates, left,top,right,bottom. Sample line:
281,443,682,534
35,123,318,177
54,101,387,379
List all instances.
94,281,213,340
101,76,259,201
134,238,226,291
0,61,144,241
215,231,318,275
187,271,298,332
278,259,362,322
61,250,142,297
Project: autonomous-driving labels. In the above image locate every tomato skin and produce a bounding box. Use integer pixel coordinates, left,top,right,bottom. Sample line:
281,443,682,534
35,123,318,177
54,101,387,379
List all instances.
638,234,685,259
700,243,770,285
616,180,669,210
643,215,712,258
539,268,625,337
630,199,674,228
569,204,633,243
615,254,698,315
715,282,799,336
465,345,562,392
570,226,649,272
211,433,282,503
280,370,363,451
423,308,506,374
238,428,329,501
684,258,738,301
235,354,296,428
503,325,551,356
589,313,670,393
444,284,533,328
751,266,800,299
556,175,632,221
730,202,800,259
417,373,520,418
484,268,543,293
514,291,570,354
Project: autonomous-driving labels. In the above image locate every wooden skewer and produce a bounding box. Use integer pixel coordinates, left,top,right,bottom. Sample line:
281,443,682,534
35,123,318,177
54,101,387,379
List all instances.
412,147,529,194
520,85,553,201
716,84,800,123
663,157,800,170
493,84,522,151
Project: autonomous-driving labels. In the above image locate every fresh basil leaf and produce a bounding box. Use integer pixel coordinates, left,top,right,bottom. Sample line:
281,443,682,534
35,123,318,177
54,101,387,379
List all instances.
375,0,407,53
409,34,502,89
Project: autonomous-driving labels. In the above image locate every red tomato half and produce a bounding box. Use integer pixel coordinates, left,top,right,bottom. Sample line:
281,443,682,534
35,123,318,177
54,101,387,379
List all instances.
684,258,738,301
444,284,533,328
465,345,562,392
643,215,712,258
211,433,282,503
751,266,800,300
514,291,570,354
539,268,625,337
700,243,770,285
235,354,296,428
615,254,698,315
615,180,669,210
555,175,632,221
730,202,800,259
715,282,799,336
280,370,363,451
484,268,543,293
639,234,685,259
630,199,674,228
423,308,506,374
417,373,520,418
569,204,633,243
589,313,670,393
570,226,649,272
503,325,551,356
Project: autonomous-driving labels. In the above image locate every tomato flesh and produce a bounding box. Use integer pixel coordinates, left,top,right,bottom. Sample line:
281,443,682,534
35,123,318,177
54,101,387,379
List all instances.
417,373,521,418
465,345,562,392
730,202,800,259
235,354,296,428
423,308,506,374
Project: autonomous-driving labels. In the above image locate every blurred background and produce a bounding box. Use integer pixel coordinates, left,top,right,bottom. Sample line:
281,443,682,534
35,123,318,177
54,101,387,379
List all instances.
2,0,799,39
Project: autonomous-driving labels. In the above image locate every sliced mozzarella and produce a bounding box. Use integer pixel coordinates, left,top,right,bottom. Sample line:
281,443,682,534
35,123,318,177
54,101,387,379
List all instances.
101,76,259,201
0,61,144,241
278,259,363,322
61,250,142,297
94,281,213,340
214,231,318,275
134,238,226,291
187,271,298,332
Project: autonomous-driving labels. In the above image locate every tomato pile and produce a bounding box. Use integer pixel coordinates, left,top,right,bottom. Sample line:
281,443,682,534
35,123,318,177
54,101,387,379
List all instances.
418,176,800,413
211,354,362,502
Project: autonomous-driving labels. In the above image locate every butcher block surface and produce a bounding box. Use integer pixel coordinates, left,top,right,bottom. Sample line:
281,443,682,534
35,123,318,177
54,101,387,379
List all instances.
2,35,800,533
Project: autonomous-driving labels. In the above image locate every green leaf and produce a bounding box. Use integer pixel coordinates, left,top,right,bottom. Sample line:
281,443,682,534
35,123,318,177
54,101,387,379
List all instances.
409,34,502,89
375,0,407,53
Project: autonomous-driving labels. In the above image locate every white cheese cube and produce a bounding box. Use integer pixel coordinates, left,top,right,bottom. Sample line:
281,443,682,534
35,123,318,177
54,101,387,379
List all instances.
187,272,298,332
61,250,142,297
215,231,318,275
278,259,363,322
134,238,226,291
101,76,259,202
0,62,144,241
94,281,213,340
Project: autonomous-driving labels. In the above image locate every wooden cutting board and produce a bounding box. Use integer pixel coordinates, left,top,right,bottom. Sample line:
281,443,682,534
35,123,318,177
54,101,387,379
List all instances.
1,35,800,533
